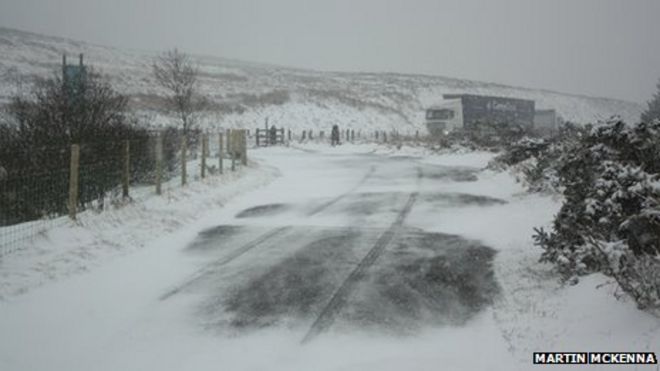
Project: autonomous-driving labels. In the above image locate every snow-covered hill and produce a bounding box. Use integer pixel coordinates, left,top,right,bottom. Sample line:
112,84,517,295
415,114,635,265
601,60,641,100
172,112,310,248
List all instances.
0,27,644,132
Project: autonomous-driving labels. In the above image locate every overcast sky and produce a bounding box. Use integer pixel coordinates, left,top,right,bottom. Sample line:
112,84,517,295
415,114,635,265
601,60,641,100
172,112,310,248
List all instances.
1,0,659,103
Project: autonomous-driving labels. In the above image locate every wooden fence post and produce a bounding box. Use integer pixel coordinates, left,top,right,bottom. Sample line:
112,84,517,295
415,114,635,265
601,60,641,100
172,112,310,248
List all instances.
201,133,208,179
241,130,248,166
122,140,130,199
218,132,224,174
68,144,80,220
181,136,187,186
230,130,236,171
226,129,232,156
256,129,260,147
155,134,163,195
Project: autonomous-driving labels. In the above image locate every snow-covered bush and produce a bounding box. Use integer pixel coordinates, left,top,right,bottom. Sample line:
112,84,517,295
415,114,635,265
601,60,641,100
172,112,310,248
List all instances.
495,137,551,166
490,123,586,192
534,120,660,312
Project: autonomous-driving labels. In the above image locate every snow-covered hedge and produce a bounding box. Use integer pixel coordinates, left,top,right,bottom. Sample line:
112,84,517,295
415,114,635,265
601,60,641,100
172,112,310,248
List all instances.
499,120,660,313
490,123,585,193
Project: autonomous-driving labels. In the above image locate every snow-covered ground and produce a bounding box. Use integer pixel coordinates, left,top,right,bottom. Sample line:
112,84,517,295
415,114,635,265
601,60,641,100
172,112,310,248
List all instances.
0,143,657,371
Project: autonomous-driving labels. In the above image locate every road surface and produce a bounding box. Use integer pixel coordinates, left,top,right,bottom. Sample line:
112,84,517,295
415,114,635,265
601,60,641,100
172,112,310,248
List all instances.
0,145,519,371
165,148,503,343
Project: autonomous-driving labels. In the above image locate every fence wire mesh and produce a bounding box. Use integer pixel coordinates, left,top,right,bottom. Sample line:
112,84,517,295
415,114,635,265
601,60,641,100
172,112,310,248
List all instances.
0,129,246,256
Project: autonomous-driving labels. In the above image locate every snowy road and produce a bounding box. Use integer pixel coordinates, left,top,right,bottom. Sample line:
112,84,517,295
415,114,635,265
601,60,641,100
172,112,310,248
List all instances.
0,146,522,370
9,144,655,371
164,149,502,344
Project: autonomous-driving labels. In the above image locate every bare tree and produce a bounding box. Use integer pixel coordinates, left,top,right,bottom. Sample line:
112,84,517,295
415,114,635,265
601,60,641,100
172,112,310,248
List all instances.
152,49,205,135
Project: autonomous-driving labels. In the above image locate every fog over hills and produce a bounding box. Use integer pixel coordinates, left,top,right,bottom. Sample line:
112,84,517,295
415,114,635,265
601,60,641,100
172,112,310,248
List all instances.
0,27,643,132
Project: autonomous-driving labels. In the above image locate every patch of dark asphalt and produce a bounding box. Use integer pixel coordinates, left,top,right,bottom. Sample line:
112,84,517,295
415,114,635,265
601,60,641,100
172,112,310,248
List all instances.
420,192,507,207
419,167,479,182
338,229,500,334
235,203,290,218
194,221,499,339
204,229,364,331
187,225,245,251
328,192,407,216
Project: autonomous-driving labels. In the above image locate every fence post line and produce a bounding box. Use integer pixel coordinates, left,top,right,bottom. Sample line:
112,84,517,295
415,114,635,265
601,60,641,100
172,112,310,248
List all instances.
256,129,260,147
122,140,130,199
68,144,80,220
218,132,224,174
155,133,163,195
181,136,187,186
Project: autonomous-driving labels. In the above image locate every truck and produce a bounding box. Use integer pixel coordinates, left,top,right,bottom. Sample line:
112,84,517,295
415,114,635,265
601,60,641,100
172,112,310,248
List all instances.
425,94,536,136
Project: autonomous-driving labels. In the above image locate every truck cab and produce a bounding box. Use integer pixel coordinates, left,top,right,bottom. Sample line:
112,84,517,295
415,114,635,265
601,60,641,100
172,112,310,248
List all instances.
425,99,463,136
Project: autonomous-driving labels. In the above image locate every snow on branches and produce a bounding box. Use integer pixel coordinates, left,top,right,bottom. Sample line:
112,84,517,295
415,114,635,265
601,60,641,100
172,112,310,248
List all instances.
501,119,660,313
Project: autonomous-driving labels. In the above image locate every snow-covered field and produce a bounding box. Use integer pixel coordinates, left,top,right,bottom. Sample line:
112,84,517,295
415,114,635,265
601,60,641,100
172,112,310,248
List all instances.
0,26,644,134
0,143,656,371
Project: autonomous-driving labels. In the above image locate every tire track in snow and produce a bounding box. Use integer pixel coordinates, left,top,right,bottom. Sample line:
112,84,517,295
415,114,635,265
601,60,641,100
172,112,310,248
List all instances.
302,167,422,343
307,165,377,216
160,226,291,301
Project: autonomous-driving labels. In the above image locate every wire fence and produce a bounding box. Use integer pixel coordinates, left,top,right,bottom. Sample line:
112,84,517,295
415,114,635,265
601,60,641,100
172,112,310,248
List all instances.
1,125,420,256
0,129,248,256
252,127,426,145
